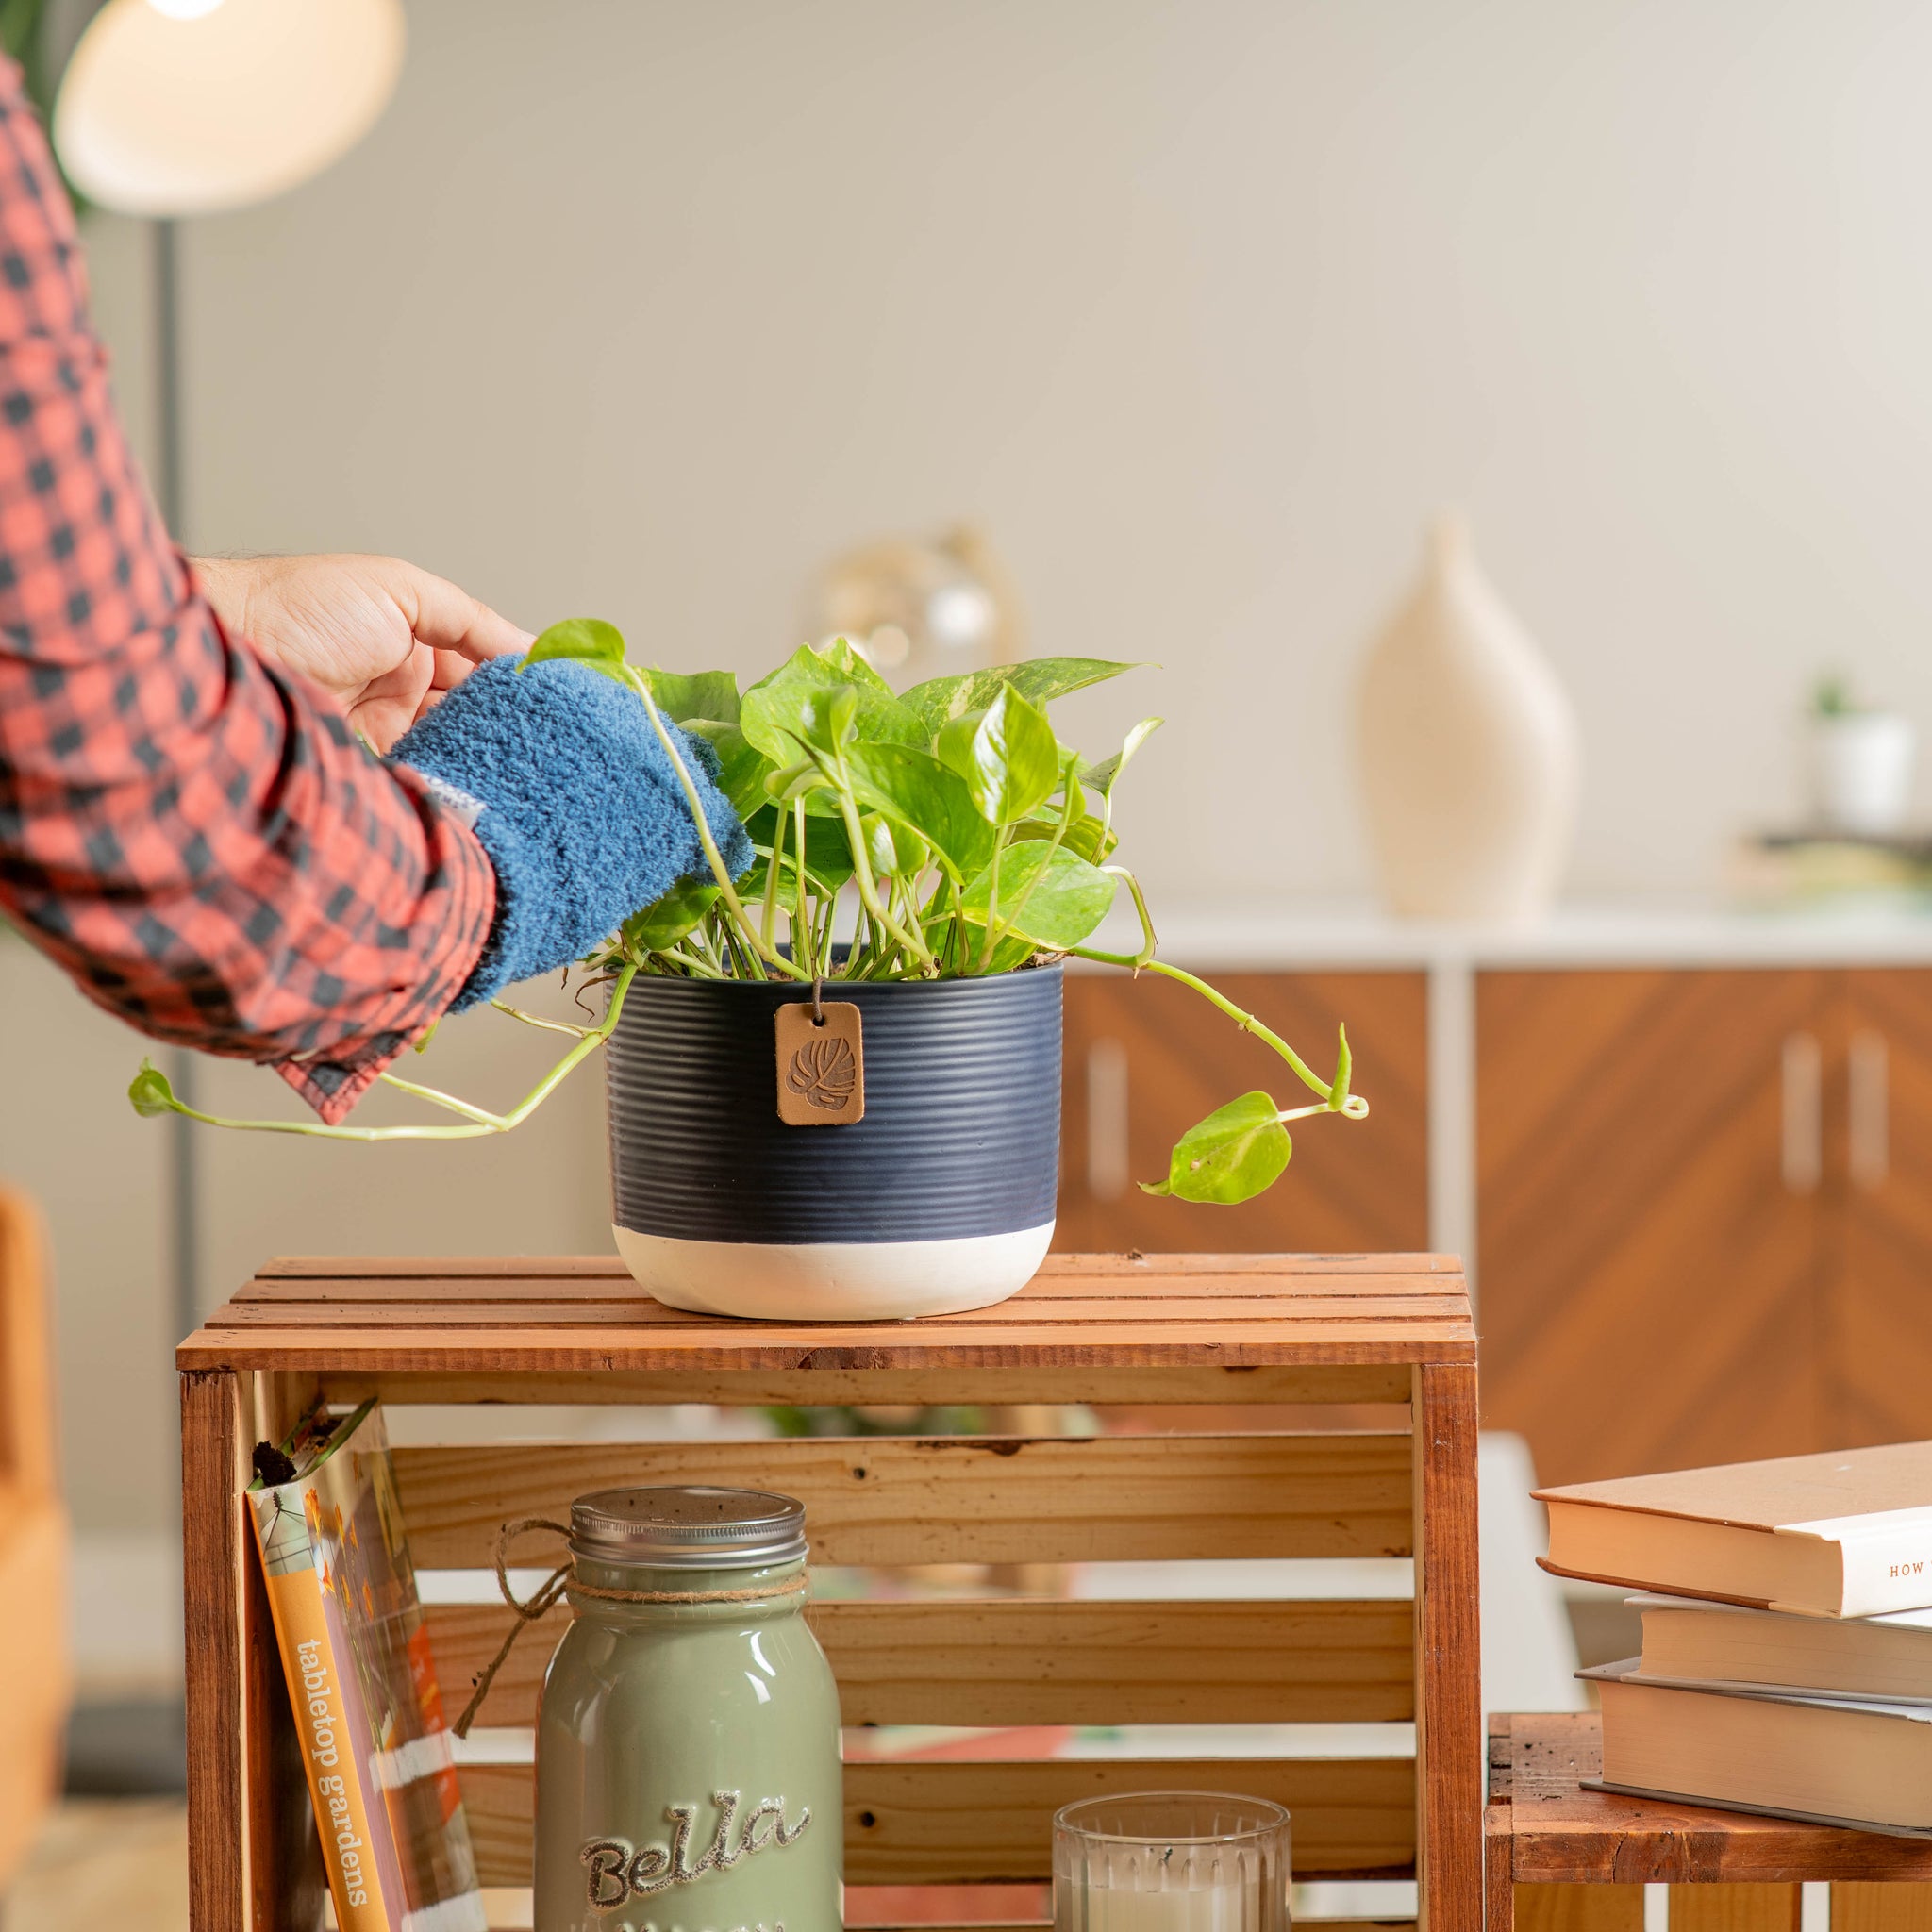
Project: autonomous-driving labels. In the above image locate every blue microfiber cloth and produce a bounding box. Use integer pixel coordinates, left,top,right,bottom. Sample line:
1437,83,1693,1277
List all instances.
391,655,752,1008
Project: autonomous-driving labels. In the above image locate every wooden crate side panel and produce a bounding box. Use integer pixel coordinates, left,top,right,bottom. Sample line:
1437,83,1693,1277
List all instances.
429,1595,1417,1729
394,1433,1417,1569
182,1369,245,1932
1414,1362,1482,1932
457,1755,1418,1887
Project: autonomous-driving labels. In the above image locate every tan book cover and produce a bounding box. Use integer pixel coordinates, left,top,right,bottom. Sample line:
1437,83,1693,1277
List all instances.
1631,1591,1932,1704
1584,1661,1932,1837
1536,1440,1932,1617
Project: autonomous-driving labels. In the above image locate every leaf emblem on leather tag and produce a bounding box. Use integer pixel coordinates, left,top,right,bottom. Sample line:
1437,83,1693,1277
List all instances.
787,1035,857,1109
774,1001,865,1125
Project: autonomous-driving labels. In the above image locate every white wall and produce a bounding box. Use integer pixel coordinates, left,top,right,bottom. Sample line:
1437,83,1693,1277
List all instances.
143,0,1932,905
19,0,1932,1545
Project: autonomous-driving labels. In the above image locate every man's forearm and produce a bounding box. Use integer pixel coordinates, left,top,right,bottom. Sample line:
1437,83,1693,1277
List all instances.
0,58,496,1123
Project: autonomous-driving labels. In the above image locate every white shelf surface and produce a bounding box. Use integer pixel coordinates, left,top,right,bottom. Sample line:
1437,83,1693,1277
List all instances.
1084,897,1932,971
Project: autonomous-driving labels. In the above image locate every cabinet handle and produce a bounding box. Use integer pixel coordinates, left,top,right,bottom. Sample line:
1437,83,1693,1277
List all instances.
1850,1029,1890,1191
1782,1031,1823,1194
1086,1037,1130,1202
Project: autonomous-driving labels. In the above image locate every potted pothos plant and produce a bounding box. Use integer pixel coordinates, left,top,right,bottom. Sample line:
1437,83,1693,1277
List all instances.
131,622,1367,1320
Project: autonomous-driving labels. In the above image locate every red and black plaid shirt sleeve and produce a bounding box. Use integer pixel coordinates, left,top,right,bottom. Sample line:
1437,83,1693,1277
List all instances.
0,62,496,1124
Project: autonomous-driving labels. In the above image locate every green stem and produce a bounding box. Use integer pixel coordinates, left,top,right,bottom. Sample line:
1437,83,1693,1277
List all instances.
625,668,808,982
376,1072,503,1124
489,1000,592,1039
1104,864,1159,967
761,804,787,955
791,798,819,981
983,758,1077,962
658,945,724,979
973,835,1005,974
835,789,934,972
141,964,641,1141
1279,1096,1369,1123
1067,951,1338,1106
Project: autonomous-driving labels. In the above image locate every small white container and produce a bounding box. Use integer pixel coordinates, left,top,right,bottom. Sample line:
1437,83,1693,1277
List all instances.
1813,712,1917,836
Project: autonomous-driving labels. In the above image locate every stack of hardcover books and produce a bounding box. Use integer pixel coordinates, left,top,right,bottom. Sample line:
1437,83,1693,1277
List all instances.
1537,1441,1932,1838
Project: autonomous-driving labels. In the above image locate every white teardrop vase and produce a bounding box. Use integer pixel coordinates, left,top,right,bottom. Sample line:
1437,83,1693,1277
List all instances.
1356,517,1580,922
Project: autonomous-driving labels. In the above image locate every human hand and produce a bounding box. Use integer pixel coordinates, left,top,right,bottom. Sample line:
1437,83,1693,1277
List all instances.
192,554,534,753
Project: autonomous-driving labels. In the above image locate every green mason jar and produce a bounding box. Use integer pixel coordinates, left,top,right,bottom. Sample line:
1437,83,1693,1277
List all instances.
533,1487,841,1932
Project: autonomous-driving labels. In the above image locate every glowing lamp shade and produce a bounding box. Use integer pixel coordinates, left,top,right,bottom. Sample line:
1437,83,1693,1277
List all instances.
54,0,406,217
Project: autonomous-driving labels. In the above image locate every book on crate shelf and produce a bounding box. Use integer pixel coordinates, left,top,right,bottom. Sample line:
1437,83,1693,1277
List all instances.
1540,1438,1932,1838
1627,1591,1932,1703
248,1399,486,1932
1583,1663,1932,1838
1536,1437,1932,1618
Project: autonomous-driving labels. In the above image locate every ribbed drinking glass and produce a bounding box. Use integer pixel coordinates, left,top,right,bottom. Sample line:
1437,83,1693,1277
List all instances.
1054,1791,1291,1930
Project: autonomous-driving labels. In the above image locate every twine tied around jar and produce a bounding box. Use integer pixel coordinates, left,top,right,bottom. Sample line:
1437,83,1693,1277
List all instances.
450,1516,810,1739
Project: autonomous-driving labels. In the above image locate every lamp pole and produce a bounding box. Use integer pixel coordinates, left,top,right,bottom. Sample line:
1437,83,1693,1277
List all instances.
151,215,200,1353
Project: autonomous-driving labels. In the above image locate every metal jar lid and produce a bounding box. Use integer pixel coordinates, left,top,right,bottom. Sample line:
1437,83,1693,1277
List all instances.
568,1485,808,1571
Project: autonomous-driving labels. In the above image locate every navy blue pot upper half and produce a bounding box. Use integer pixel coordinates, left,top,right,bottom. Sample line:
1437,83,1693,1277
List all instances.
607,965,1063,1244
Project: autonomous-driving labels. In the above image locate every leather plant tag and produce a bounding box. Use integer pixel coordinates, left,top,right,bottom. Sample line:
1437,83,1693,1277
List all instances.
775,1000,865,1125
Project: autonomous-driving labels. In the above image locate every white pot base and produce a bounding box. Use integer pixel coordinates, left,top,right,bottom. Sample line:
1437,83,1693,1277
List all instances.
612,1223,1056,1323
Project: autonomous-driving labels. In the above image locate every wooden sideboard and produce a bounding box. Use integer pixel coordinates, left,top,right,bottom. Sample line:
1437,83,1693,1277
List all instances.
1055,968,1429,1256
1482,964,1932,1483
1058,909,1932,1489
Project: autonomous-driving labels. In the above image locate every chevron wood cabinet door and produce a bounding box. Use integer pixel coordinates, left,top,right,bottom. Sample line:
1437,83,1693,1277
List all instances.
1478,969,1828,1488
1055,969,1429,1255
1831,968,1932,1448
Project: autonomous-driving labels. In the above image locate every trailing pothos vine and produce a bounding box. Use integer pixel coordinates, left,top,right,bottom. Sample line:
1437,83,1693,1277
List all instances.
129,622,1367,1203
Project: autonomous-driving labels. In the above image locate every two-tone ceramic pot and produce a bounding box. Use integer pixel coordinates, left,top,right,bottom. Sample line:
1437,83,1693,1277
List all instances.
606,964,1060,1321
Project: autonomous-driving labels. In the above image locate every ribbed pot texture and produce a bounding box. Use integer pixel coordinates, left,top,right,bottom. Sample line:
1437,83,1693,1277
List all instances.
607,966,1062,1245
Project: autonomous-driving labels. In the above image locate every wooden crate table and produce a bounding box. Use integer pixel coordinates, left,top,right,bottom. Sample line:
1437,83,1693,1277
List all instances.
177,1251,1480,1932
1487,1713,1932,1932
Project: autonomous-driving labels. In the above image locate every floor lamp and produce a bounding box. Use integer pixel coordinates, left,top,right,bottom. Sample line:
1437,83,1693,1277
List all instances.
53,0,405,1349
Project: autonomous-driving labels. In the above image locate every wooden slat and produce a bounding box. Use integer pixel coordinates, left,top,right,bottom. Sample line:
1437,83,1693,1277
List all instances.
1670,1887,1801,1932
254,1252,1463,1281
428,1595,1416,1729
241,1272,1465,1303
848,1923,1415,1932
1517,1890,1644,1932
317,1362,1417,1407
394,1432,1414,1568
458,1755,1418,1886
220,1291,1463,1324
759,1922,1415,1932
1831,1887,1932,1932
182,1321,1474,1374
